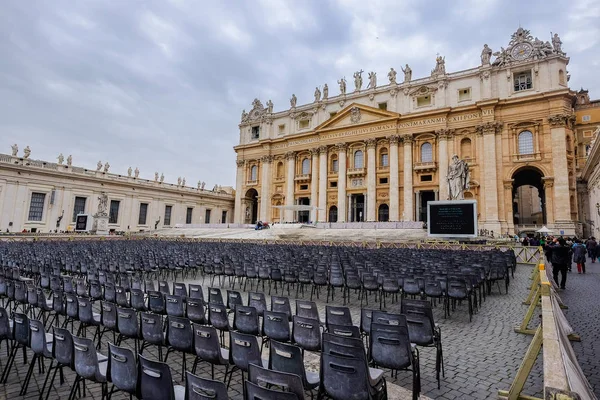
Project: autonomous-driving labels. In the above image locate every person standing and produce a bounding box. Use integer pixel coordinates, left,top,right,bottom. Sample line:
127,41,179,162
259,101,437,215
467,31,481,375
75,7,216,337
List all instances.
572,239,587,274
585,237,597,263
547,237,571,290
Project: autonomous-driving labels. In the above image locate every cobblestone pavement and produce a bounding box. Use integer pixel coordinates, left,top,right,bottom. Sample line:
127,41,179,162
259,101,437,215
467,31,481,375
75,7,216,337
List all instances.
0,261,580,400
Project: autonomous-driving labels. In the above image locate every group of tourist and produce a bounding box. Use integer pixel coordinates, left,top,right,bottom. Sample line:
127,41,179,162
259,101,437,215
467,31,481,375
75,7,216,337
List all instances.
543,236,597,290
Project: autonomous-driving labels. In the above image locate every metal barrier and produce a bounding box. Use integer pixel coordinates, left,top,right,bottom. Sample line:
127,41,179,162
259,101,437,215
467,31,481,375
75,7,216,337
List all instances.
499,264,597,400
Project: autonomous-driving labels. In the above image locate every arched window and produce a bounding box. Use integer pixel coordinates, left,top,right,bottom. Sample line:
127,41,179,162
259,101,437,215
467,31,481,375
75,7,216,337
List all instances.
250,165,258,181
329,206,338,222
330,155,339,173
378,204,389,222
421,142,433,162
460,138,472,159
301,158,310,174
276,162,284,178
379,148,389,167
518,131,534,155
354,150,364,168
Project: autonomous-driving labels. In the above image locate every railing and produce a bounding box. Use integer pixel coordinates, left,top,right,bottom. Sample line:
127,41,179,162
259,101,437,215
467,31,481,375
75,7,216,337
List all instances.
413,161,437,171
347,168,365,176
294,174,311,182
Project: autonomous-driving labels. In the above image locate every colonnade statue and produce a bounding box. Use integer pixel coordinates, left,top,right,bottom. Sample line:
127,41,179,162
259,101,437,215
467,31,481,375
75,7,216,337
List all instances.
447,155,470,200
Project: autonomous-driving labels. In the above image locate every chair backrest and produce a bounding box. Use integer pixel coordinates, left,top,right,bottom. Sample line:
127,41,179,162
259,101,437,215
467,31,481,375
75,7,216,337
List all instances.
369,322,413,371
77,296,95,324
208,303,229,330
226,290,243,311
208,288,224,305
271,296,292,321
166,316,193,352
229,331,262,372
52,327,74,366
130,288,146,310
186,298,205,324
166,294,186,317
140,312,164,345
233,305,259,335
404,308,435,346
107,342,137,394
322,332,364,350
0,307,10,339
173,282,187,297
117,306,139,338
65,293,79,318
26,284,38,307
371,310,405,327
89,280,103,300
193,324,224,364
101,301,117,330
248,292,267,317
269,340,309,387
320,352,371,400
400,298,432,313
360,308,374,336
247,363,304,400
72,335,102,380
185,371,229,400
148,291,166,314
295,300,319,321
292,315,321,352
326,323,361,339
138,354,177,400
104,282,116,302
325,306,353,327
13,312,29,346
262,311,290,342
158,280,171,295
245,380,299,400
115,285,129,307
188,284,204,301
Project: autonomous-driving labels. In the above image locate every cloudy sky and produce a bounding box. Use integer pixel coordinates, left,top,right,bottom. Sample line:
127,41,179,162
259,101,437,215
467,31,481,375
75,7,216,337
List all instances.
1,0,598,187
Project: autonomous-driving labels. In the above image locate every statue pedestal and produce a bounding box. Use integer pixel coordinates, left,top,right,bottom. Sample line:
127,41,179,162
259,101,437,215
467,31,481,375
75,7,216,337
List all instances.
92,215,109,236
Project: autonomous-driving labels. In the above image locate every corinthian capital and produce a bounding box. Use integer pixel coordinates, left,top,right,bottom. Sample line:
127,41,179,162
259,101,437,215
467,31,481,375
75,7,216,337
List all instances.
387,134,401,145
365,138,377,149
475,121,503,136
548,113,576,128
285,151,296,160
402,134,414,144
335,143,348,152
435,128,455,140
236,159,246,167
260,155,274,163
310,148,320,157
318,145,328,154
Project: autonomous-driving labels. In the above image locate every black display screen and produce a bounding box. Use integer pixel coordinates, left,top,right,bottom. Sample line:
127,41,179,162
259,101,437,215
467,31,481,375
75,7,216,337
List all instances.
76,215,88,231
428,202,476,236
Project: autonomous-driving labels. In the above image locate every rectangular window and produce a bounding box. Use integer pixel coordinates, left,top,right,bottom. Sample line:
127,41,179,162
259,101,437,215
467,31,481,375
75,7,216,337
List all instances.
186,207,193,224
72,196,86,222
298,119,310,130
251,126,260,139
381,154,389,167
582,115,591,122
458,88,471,102
221,210,227,224
28,192,46,221
378,102,388,111
278,124,286,134
421,175,433,182
300,184,309,190
417,95,431,107
138,203,148,225
583,130,593,138
332,159,339,173
514,71,532,91
330,181,338,188
379,178,388,184
205,209,211,224
109,200,120,224
164,205,172,226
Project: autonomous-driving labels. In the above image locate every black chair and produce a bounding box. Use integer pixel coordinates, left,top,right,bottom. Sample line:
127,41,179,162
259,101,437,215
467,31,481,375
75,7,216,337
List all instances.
130,288,147,311
310,269,328,301
208,287,225,305
69,335,109,400
185,371,229,400
248,292,267,317
0,307,11,355
269,340,319,398
380,278,400,310
159,280,171,295
325,305,353,329
327,323,361,339
63,292,79,332
271,296,292,321
247,363,305,400
116,306,141,354
208,303,230,345
35,287,54,327
447,277,473,322
140,311,166,360
116,285,130,308
233,305,260,336
262,310,291,345
148,290,167,314
173,282,188,297
226,290,243,312
292,315,321,353
166,294,186,317
225,331,266,389
1,312,29,383
19,318,53,395
245,380,298,400
186,297,206,324
360,308,374,341
319,352,386,400
107,342,138,400
40,327,76,400
188,284,204,302
77,296,101,338
295,300,322,325
138,354,185,400
369,321,419,400
104,282,117,303
165,316,195,379
98,301,118,347
191,324,230,380
89,280,104,301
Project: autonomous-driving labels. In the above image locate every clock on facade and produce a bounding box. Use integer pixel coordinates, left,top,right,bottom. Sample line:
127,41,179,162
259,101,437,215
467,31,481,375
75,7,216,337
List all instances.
511,43,533,60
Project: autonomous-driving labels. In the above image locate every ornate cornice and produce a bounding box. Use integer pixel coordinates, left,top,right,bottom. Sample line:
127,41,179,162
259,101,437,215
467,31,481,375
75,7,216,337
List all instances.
548,113,576,129
387,135,401,145
475,121,503,136
365,138,377,149
335,143,348,152
285,151,296,160
236,159,246,167
435,128,455,140
542,176,554,189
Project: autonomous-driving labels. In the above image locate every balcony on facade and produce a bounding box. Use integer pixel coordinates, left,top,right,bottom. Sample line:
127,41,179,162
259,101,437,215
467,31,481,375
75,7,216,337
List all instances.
512,152,542,163
294,174,311,183
376,166,390,173
247,180,258,186
413,162,437,173
347,168,366,177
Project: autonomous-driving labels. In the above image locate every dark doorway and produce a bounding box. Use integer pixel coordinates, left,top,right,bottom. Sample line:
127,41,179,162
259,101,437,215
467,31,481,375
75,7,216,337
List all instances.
350,194,365,222
244,188,259,224
297,197,310,223
329,206,338,222
378,204,389,222
419,191,435,222
512,168,546,226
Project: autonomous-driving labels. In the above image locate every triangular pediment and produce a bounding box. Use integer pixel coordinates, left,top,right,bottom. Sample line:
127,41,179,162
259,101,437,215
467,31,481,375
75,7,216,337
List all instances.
314,103,399,132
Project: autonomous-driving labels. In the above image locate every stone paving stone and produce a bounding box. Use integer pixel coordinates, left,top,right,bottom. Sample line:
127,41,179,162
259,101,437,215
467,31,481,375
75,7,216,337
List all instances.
2,259,596,399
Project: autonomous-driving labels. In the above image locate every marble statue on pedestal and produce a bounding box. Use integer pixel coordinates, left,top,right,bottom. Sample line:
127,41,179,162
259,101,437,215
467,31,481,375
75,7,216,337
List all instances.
447,155,470,200
182,177,186,187
388,68,397,84
127,167,132,177
401,64,412,82
67,155,72,166
23,146,31,159
177,177,182,186
11,144,18,156
290,94,297,108
134,167,139,178
551,32,562,53
266,100,273,113
353,70,364,91
154,172,159,181
481,44,492,65
96,192,108,217
314,87,321,102
103,162,110,173
57,154,64,165
338,78,346,95
160,173,164,183
323,84,328,99
367,71,377,89
201,181,205,189
197,181,202,189
96,161,102,171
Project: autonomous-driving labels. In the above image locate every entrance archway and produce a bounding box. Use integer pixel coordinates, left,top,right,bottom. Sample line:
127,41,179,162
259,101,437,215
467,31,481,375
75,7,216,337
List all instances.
329,206,338,222
244,188,259,224
378,204,389,222
512,167,546,227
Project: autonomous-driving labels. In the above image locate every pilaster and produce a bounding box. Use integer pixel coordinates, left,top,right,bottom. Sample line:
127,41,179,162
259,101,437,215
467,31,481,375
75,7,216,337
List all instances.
403,135,414,221
318,146,328,222
259,155,273,221
366,138,377,221
336,143,348,222
285,151,296,222
388,135,400,221
234,159,245,223
310,148,319,223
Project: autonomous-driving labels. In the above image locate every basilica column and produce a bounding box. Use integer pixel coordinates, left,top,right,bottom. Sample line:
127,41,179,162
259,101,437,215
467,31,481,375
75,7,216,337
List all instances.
310,148,319,223
549,114,574,224
234,159,245,223
366,138,377,222
543,178,555,226
503,180,515,234
285,151,296,222
388,135,400,221
403,135,414,221
476,122,502,232
336,143,348,222
259,155,273,222
436,129,452,200
318,146,328,222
